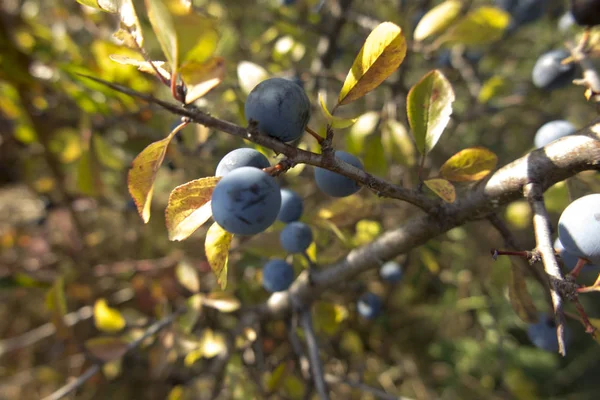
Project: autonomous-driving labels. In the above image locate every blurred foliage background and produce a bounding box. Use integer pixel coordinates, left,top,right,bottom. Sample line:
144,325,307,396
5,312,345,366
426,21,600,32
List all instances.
1,0,600,399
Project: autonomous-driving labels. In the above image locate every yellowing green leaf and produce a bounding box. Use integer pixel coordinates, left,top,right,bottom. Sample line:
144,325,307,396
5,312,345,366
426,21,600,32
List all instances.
180,57,225,104
478,75,508,104
174,14,218,65
113,0,144,48
440,7,511,46
128,128,179,223
424,178,456,203
85,337,129,362
205,222,233,290
508,261,538,323
203,292,241,313
94,298,126,333
109,55,171,80
178,294,203,334
313,302,348,335
439,147,498,182
353,219,382,246
337,22,407,108
145,0,178,69
237,61,269,95
267,363,289,392
413,0,462,42
381,119,416,167
318,93,357,129
165,177,221,241
76,0,118,12
407,70,455,155
175,261,200,293
346,111,379,154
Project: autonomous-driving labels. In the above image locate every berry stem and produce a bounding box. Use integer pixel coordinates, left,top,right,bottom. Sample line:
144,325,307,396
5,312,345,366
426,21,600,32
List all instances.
568,257,588,279
305,126,324,144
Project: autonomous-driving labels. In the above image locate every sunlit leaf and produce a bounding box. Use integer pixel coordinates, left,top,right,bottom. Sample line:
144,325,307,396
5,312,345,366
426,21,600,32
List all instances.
180,57,225,104
203,292,241,313
205,222,233,290
413,0,462,42
145,0,178,69
313,302,348,335
76,0,118,12
165,177,221,241
267,363,289,392
184,329,227,364
178,294,203,334
337,22,407,108
406,70,455,155
175,260,200,293
113,0,144,48
237,61,269,95
94,298,126,333
477,75,508,104
353,219,382,246
439,147,498,182
424,178,456,203
440,7,511,46
85,337,129,362
93,134,124,170
109,55,171,80
381,118,416,166
174,14,219,65
128,128,179,223
49,128,82,164
346,111,379,154
318,93,357,129
508,262,538,323
363,136,387,177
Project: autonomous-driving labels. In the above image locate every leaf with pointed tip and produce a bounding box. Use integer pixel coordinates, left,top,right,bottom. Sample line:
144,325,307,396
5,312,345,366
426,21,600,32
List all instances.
439,147,498,182
508,261,538,323
109,55,171,80
180,57,225,104
145,0,178,69
413,0,462,42
165,176,221,241
424,178,455,203
85,337,129,362
113,0,144,48
205,222,233,290
439,7,510,46
318,93,357,129
128,129,179,223
407,70,455,155
337,22,407,107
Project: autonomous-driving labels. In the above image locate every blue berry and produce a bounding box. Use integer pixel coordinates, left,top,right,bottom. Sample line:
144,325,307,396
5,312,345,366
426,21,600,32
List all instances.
379,261,403,283
554,237,580,271
527,313,570,352
357,293,382,320
215,148,270,177
245,77,311,142
534,120,576,148
262,259,295,292
314,151,363,197
277,189,303,223
532,50,576,91
558,194,600,265
280,222,313,254
211,167,281,235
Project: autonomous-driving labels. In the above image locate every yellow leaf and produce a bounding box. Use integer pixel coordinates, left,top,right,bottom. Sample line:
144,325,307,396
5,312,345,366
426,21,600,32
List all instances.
94,298,126,333
424,178,456,203
203,292,241,313
185,329,227,365
318,93,357,128
145,0,178,69
165,177,221,241
128,128,179,223
180,57,225,104
205,222,233,290
440,6,511,46
85,337,129,362
413,0,462,42
439,147,498,182
478,75,507,104
175,260,200,293
112,0,144,48
337,22,407,108
109,55,171,80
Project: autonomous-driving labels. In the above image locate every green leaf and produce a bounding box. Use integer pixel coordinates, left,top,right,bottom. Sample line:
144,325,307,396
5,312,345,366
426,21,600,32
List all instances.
363,136,387,177
205,222,233,290
76,0,118,12
145,0,178,70
174,14,219,66
439,7,511,46
175,260,200,293
381,119,416,167
508,261,538,323
318,93,358,129
165,176,221,241
346,111,379,154
113,0,144,48
203,292,241,313
337,22,407,108
85,337,129,362
439,147,498,182
237,61,269,96
477,75,508,104
178,294,203,334
93,134,124,170
128,128,179,223
313,302,348,335
413,0,462,42
267,363,289,392
109,55,171,80
76,148,102,197
424,178,456,203
94,298,126,333
406,70,455,155
179,57,225,104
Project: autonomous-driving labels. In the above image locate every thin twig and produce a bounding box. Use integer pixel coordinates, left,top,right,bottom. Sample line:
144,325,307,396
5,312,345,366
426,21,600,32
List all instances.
299,308,329,400
524,183,567,356
41,308,184,400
